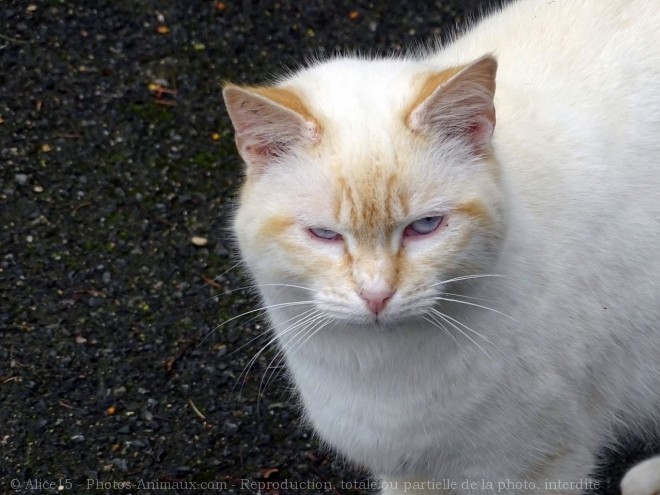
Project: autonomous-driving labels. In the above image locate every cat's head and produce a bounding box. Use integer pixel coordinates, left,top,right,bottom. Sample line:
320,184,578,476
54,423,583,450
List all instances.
224,55,505,326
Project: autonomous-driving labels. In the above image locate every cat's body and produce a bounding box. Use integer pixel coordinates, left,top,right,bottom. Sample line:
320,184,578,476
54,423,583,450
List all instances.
224,0,660,493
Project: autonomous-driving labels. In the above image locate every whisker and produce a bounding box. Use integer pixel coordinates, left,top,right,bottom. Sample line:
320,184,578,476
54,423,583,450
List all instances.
201,260,244,288
430,308,504,355
256,311,327,407
226,307,317,358
283,313,329,359
432,296,517,322
204,282,322,304
200,300,316,347
285,317,330,363
234,309,320,397
429,308,488,356
260,352,288,395
439,291,497,304
421,313,460,347
427,273,506,289
257,283,324,294
202,284,257,304
266,310,325,365
260,311,327,393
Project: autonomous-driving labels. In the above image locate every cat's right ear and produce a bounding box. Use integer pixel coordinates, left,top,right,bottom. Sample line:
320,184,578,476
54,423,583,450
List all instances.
222,85,320,176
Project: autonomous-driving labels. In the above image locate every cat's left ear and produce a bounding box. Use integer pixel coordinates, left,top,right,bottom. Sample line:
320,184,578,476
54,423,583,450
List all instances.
223,85,320,176
407,55,497,154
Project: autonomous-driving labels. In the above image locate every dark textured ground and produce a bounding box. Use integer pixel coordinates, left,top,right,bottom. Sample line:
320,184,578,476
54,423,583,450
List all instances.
0,1,655,494
0,2,489,493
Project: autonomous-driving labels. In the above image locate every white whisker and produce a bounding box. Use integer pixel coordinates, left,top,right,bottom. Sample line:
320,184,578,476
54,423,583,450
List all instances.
257,283,324,293
202,299,317,345
286,316,330,360
203,284,257,303
234,308,320,397
429,308,488,356
427,274,506,289
430,308,504,355
439,291,497,304
421,313,460,347
433,296,517,322
202,260,243,288
261,311,327,393
204,283,322,304
285,314,328,356
227,307,317,358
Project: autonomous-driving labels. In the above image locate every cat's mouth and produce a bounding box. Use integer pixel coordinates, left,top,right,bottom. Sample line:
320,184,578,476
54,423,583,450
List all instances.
323,305,418,328
314,290,438,327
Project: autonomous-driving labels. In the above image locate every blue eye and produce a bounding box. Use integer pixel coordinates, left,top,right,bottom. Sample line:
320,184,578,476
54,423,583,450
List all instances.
309,227,343,241
404,216,444,237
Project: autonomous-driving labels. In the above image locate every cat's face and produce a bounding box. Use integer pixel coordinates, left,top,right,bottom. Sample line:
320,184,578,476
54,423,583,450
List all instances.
226,56,504,326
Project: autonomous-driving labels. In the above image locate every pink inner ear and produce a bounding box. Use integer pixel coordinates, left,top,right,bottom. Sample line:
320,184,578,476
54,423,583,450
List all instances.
467,123,480,136
467,115,495,149
437,116,493,150
248,141,285,158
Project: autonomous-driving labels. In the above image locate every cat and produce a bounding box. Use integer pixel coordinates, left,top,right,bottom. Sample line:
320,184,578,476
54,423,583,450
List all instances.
222,0,660,493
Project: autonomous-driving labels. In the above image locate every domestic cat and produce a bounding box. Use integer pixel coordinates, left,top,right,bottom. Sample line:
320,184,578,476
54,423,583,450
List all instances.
223,0,660,493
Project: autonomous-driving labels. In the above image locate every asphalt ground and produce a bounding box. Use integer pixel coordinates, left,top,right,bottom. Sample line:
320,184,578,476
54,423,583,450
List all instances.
0,1,656,494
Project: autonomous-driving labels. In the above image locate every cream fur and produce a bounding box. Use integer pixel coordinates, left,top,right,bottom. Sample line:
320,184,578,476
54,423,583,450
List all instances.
226,0,660,493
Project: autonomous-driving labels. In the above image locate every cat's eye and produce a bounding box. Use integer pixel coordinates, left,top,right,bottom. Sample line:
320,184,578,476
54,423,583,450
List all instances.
309,227,343,241
404,216,444,237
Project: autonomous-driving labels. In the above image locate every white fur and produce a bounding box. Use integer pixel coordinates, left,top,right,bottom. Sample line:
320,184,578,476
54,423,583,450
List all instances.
230,0,660,493
622,457,660,495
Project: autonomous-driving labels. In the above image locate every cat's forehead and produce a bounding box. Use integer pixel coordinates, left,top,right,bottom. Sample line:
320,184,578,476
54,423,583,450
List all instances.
331,165,410,239
288,57,422,122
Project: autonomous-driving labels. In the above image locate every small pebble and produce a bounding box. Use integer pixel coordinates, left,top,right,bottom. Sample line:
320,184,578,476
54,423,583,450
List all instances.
111,458,128,471
191,236,208,247
223,421,238,434
117,425,131,435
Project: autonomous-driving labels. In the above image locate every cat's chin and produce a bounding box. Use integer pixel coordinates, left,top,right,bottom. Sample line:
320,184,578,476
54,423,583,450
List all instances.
323,310,426,331
356,317,396,331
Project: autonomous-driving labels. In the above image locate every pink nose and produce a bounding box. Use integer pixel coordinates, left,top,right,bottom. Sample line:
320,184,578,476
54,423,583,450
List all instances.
360,288,396,315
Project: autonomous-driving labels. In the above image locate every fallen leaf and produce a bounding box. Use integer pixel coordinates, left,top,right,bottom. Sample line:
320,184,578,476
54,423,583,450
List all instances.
259,467,279,479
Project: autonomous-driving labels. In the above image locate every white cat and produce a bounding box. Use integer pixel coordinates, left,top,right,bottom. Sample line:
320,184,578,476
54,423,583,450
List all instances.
223,0,660,493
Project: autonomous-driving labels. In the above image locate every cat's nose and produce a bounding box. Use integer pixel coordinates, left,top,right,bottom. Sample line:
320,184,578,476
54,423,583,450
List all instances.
360,288,396,315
